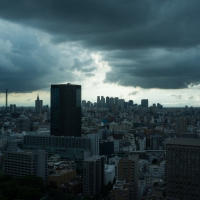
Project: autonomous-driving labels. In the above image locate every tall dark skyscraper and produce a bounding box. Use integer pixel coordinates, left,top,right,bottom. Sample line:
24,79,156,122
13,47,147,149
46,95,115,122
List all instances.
50,84,81,137
128,100,133,106
141,99,148,108
35,95,43,113
106,96,110,104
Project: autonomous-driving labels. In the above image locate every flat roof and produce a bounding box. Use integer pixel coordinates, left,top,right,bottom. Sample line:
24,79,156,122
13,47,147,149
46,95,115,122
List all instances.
167,138,200,147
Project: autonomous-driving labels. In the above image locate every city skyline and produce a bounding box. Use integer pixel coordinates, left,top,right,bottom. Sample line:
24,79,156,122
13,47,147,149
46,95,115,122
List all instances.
0,1,200,107
0,88,199,108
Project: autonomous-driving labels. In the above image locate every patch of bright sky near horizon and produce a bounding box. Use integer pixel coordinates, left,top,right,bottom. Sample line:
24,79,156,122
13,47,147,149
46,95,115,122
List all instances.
0,19,200,107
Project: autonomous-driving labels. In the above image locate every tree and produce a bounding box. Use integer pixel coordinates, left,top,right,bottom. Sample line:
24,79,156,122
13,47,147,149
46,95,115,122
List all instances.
18,186,43,200
18,175,44,190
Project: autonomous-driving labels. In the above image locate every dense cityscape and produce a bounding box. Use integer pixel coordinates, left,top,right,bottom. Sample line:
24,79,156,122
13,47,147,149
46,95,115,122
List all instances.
0,84,199,200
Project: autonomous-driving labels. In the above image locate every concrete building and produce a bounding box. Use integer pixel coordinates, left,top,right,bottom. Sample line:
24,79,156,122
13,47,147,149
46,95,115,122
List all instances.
23,135,91,170
4,149,48,182
104,164,115,185
166,138,200,199
110,180,131,200
108,156,121,180
48,168,76,189
83,155,106,197
86,133,99,155
82,100,86,107
150,135,163,150
0,136,7,151
118,155,139,200
175,117,187,136
17,117,30,131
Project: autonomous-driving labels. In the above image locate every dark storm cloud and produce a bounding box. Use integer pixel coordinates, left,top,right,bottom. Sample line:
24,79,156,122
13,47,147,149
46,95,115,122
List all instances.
104,47,200,89
129,91,140,96
0,0,200,90
0,30,75,93
71,58,96,72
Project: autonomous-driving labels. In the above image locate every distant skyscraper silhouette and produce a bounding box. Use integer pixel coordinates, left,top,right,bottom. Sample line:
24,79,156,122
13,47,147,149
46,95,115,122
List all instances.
10,104,16,113
50,84,81,137
141,99,148,108
128,100,133,106
106,96,110,104
35,95,43,113
114,97,119,105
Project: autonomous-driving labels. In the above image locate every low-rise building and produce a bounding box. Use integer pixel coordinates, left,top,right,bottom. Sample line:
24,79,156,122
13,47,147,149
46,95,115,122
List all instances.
110,180,131,200
48,168,76,189
104,164,115,185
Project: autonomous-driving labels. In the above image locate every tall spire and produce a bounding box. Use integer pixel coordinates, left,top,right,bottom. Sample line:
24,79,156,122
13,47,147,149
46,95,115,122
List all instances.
37,94,39,100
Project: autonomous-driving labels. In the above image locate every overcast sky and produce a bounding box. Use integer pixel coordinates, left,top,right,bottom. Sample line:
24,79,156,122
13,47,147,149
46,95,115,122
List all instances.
0,0,200,107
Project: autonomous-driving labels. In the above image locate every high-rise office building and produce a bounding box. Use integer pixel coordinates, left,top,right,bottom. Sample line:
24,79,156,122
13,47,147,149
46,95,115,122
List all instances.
83,155,106,197
114,97,119,105
141,99,148,108
35,95,43,113
166,138,200,199
101,96,105,108
106,96,110,109
97,96,100,108
110,97,114,104
118,99,125,110
82,100,86,107
97,96,100,104
17,117,30,131
106,96,110,104
50,84,81,137
128,100,133,106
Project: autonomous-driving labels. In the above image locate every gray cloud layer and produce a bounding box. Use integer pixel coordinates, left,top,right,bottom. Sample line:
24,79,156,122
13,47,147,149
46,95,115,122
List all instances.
0,0,200,91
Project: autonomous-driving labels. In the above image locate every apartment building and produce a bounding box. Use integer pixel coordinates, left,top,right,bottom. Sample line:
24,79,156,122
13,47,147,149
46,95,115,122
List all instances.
4,149,48,182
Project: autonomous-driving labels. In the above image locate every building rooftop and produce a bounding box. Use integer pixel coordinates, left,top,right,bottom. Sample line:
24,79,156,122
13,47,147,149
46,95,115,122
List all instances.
167,138,200,147
84,155,105,162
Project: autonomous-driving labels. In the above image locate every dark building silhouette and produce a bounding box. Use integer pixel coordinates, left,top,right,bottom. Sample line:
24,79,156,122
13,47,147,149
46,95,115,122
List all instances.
166,138,200,199
99,141,114,156
10,104,16,113
141,99,148,108
175,117,187,137
35,95,43,113
128,100,133,106
50,84,81,137
17,117,30,131
83,155,105,197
